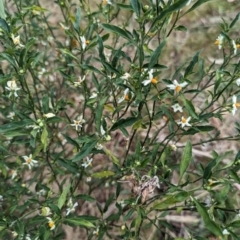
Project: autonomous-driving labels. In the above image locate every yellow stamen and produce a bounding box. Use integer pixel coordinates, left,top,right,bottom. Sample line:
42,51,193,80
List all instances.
151,78,157,85
75,121,79,125
235,102,240,108
27,158,31,164
49,221,55,229
85,40,90,45
175,85,181,92
102,0,107,4
124,95,130,101
182,117,187,123
236,44,240,49
215,40,219,45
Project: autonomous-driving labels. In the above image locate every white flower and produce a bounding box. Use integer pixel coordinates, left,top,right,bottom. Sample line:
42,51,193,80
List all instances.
46,217,55,230
90,92,98,99
96,143,103,150
10,169,17,179
102,0,112,5
22,154,38,169
100,125,106,136
167,80,188,93
170,144,177,151
36,189,47,196
232,95,240,115
59,22,69,30
93,227,99,236
66,198,78,216
142,69,157,86
232,40,238,55
118,88,131,103
177,116,191,128
171,103,183,112
74,75,85,87
121,72,131,80
81,157,93,168
5,80,21,97
40,207,52,216
7,112,15,119
71,115,86,131
11,34,24,47
238,210,240,218
222,229,230,235
236,78,240,86
25,234,32,240
215,34,224,49
43,113,55,118
80,36,89,50
86,176,92,182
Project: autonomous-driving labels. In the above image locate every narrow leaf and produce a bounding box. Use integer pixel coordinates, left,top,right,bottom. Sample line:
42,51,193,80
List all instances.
230,13,240,29
0,0,6,19
101,23,132,41
184,0,212,16
95,96,108,131
91,170,115,178
64,218,95,228
184,51,201,77
58,184,70,209
72,140,97,162
182,97,198,119
73,7,81,33
193,198,222,237
179,141,192,183
130,0,140,17
148,39,166,70
152,0,189,28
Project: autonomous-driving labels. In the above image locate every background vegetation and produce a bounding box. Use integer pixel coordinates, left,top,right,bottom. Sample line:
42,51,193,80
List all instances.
0,0,240,239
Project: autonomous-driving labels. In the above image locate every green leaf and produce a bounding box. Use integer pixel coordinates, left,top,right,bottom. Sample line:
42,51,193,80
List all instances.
148,39,166,70
103,147,120,166
203,158,216,181
182,126,216,135
59,48,78,60
174,25,187,32
110,116,139,131
64,218,95,228
91,170,115,178
95,96,108,132
192,198,222,237
182,97,198,119
152,191,189,210
101,23,132,41
0,18,9,32
76,194,95,202
41,126,48,152
0,53,17,68
61,134,79,148
0,0,6,19
179,141,192,184
230,12,240,29
0,119,33,133
184,0,212,16
42,94,49,113
124,208,135,221
73,7,81,33
58,184,70,209
130,0,140,17
214,70,222,94
184,51,201,77
151,0,189,28
72,140,97,162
